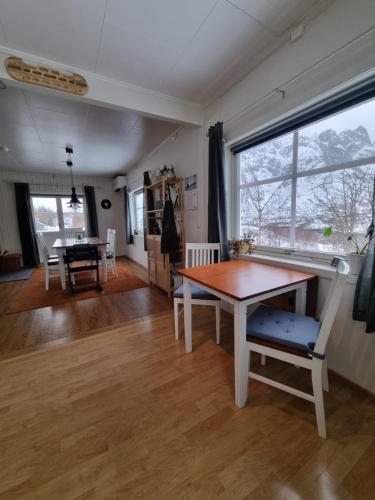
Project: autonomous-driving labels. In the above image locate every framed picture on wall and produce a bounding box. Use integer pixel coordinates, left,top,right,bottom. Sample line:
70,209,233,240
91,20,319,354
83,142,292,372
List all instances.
185,174,197,210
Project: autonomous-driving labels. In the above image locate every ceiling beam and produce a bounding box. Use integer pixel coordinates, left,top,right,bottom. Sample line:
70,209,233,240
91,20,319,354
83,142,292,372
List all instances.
0,44,204,126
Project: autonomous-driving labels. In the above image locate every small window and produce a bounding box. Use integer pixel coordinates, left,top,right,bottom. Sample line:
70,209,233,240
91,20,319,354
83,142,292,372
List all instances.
31,195,86,232
32,197,59,232
133,189,144,234
61,197,85,229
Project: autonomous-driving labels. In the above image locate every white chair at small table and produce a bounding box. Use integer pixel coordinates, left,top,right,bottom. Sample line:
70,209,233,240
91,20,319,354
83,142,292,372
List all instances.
99,229,118,277
174,243,221,344
244,259,349,438
36,232,62,290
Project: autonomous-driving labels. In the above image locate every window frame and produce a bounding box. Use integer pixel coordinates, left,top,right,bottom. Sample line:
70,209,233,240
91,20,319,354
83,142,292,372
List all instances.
234,128,375,260
130,187,144,235
31,194,87,233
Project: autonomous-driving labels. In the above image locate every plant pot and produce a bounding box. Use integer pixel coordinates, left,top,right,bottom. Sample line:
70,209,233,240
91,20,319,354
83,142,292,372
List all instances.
346,253,365,275
0,253,21,273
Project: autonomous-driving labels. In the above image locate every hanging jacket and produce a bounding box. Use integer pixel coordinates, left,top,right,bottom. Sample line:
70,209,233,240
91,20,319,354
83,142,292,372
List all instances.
161,183,180,254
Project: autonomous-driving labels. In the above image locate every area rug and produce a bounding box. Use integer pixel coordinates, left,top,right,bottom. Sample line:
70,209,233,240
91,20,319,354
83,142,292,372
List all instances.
0,268,33,283
8,261,148,314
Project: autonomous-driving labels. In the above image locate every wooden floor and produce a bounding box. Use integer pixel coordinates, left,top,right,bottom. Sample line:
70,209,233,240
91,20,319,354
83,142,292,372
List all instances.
0,258,374,499
0,257,171,359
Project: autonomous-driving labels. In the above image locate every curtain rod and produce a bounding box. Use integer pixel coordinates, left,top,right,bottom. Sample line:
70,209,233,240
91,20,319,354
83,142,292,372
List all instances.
206,25,375,134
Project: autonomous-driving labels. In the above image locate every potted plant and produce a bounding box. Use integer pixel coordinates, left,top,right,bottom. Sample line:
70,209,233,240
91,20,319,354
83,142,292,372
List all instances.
159,165,175,179
323,227,370,274
228,232,256,257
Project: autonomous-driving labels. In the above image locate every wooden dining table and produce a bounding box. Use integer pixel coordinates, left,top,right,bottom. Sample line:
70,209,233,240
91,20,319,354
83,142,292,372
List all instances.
52,237,109,290
178,259,316,408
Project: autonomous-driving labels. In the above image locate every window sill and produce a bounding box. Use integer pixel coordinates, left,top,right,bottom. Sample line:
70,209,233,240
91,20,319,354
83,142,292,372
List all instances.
236,252,337,280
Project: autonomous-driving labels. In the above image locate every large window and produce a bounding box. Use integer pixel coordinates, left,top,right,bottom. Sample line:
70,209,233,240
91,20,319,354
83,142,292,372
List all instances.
237,98,375,254
32,195,85,232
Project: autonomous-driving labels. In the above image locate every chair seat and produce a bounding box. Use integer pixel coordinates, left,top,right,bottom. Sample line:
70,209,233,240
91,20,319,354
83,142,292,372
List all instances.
98,251,113,260
173,284,219,301
246,305,320,354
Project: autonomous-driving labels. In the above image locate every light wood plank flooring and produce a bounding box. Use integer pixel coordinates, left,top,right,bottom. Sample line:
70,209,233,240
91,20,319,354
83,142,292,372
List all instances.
0,257,171,359
0,258,374,499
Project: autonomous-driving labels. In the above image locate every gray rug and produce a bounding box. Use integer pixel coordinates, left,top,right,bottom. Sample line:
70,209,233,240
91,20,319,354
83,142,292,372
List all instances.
0,268,34,283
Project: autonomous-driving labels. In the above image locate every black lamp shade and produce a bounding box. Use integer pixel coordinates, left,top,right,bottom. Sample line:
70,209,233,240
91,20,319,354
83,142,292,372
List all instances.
67,187,82,208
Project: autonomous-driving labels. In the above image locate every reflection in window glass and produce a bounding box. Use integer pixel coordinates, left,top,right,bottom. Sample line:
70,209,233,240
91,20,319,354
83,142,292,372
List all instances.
61,197,85,229
32,197,59,232
239,133,293,183
240,180,291,247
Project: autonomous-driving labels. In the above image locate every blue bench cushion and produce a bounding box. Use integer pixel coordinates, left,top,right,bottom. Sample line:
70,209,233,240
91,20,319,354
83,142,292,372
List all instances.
246,305,321,354
173,284,219,300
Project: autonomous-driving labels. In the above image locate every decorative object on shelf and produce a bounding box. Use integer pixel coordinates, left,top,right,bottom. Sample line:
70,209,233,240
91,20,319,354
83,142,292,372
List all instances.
65,147,82,210
228,232,256,257
5,57,88,95
159,165,175,179
101,199,112,210
323,226,371,275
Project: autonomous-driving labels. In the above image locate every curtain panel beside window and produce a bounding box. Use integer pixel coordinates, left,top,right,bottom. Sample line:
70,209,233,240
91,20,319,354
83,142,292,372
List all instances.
208,121,229,261
14,182,40,267
84,186,99,238
124,188,134,245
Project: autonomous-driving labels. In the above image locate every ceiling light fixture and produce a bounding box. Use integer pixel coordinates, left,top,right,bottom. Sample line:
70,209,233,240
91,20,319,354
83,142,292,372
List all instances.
65,146,82,210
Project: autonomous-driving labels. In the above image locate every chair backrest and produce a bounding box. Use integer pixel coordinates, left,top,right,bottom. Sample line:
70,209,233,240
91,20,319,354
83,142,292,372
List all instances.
185,243,220,268
314,259,350,356
63,230,76,240
36,232,49,266
107,229,116,256
66,244,98,263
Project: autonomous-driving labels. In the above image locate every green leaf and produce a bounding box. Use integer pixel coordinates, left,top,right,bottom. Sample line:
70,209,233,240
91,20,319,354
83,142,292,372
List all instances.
323,227,333,237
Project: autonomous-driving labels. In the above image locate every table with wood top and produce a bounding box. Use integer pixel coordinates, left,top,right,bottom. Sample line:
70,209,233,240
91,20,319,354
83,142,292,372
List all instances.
178,259,316,408
52,237,109,290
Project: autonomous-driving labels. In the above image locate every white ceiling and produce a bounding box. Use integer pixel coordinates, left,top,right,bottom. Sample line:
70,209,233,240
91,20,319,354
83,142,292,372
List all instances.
0,0,334,176
0,0,333,104
0,86,177,175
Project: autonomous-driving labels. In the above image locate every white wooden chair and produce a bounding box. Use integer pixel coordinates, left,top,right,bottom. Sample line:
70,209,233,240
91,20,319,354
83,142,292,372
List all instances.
245,259,349,438
99,229,118,277
174,243,221,344
36,232,62,290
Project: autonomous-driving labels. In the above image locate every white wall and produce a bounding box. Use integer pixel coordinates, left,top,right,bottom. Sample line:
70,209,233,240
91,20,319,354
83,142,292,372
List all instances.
0,170,126,258
123,0,375,392
125,125,205,266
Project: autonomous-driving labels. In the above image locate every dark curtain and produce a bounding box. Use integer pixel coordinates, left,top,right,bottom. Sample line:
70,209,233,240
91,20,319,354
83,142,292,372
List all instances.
353,177,375,333
143,171,154,251
124,188,134,245
208,122,229,261
14,182,39,267
84,186,99,237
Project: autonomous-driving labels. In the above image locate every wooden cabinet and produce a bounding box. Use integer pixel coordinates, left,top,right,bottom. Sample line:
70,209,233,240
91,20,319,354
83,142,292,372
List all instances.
145,177,185,297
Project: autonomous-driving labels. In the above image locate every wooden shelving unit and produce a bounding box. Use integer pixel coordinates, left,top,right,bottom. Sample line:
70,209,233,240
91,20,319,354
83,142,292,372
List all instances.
145,176,185,297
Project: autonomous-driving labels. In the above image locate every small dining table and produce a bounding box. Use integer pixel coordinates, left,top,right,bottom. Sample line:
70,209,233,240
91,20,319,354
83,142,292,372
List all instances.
178,259,316,408
52,237,109,290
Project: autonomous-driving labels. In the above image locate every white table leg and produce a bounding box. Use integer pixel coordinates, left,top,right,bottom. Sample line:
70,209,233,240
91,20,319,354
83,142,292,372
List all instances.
234,301,248,408
183,278,192,353
57,248,66,290
295,281,307,314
